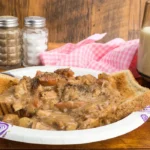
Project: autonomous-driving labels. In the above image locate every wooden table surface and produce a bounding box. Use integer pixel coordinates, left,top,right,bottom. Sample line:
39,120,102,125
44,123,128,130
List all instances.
0,0,147,43
0,43,150,149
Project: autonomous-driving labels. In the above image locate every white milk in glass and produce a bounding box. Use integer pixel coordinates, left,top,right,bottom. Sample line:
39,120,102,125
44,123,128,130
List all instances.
137,26,150,77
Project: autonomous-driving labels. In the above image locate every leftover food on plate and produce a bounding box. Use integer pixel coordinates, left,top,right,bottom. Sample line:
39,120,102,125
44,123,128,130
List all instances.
0,68,150,131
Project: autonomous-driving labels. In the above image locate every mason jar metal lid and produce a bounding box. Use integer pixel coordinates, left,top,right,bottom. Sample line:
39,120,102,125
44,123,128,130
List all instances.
0,16,19,27
24,16,46,27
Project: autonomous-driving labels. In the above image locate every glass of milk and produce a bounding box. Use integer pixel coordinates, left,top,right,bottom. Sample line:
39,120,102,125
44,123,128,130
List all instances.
137,0,150,81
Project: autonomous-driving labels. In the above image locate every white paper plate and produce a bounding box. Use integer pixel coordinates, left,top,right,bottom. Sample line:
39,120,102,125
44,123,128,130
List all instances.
0,66,150,145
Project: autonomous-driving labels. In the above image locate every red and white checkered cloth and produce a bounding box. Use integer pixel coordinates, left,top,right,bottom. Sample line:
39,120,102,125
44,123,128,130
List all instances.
39,33,140,78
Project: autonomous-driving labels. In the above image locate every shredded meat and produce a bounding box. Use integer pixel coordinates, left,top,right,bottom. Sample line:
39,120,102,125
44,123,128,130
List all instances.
36,110,78,130
54,68,74,78
0,68,149,130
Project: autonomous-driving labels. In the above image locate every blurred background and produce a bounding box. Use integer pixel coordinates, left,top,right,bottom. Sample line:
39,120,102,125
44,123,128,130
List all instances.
0,0,146,43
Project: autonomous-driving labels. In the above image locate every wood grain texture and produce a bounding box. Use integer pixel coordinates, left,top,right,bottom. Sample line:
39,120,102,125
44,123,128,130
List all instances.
128,0,140,39
0,0,147,43
140,0,147,27
91,0,130,42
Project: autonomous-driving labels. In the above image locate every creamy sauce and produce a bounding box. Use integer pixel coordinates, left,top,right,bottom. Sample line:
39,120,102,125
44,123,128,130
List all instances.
0,69,141,131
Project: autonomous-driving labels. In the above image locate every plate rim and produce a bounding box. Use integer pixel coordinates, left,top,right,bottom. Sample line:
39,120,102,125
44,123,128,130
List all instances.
1,66,149,144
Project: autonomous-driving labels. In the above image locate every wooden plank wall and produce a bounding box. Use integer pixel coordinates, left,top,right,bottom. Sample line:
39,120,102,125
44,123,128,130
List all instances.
0,0,147,43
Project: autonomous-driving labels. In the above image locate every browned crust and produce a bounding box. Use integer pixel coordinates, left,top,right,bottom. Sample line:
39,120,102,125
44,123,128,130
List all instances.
114,70,148,90
116,90,150,119
0,103,9,115
0,106,3,116
5,103,14,114
112,70,149,98
102,70,150,123
0,74,19,94
0,74,19,116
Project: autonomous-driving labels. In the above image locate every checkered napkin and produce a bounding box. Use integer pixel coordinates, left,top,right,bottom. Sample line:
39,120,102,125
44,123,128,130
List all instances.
39,33,140,78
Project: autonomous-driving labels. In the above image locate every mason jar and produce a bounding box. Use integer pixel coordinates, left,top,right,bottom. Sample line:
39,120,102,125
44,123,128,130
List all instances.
22,16,48,66
137,0,150,81
0,16,22,69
